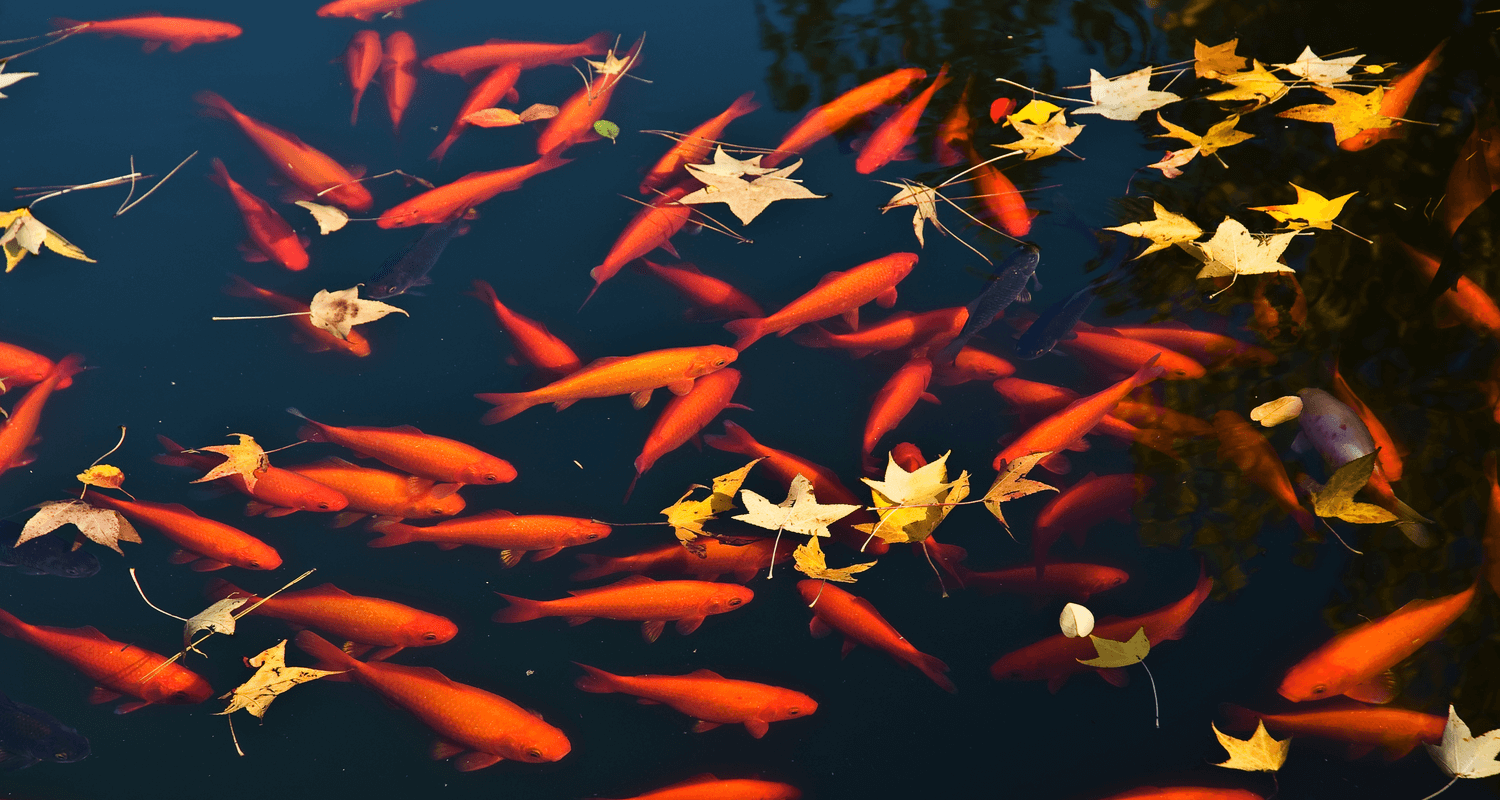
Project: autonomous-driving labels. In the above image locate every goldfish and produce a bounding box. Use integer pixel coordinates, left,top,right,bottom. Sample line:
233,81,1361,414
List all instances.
862,357,937,470
1399,241,1500,339
1439,102,1500,236
932,75,973,166
1248,273,1306,340
990,569,1212,691
634,260,764,321
0,521,99,578
53,15,240,52
429,62,521,163
492,575,752,642
0,341,71,393
0,690,89,768
295,631,569,770
1486,453,1500,596
206,579,456,660
467,279,583,376
85,493,281,571
587,184,696,305
1097,789,1261,800
575,663,814,738
381,32,418,135
953,562,1129,602
476,345,737,424
1112,398,1216,439
725,252,918,350
1329,359,1404,482
932,345,1015,385
1339,39,1446,151
1056,329,1205,380
938,244,1040,362
0,354,83,479
222,274,371,357
1220,700,1445,761
966,144,1031,237
992,358,1164,470
1100,322,1275,369
791,308,967,358
422,33,611,79
536,36,644,156
282,457,464,527
1032,474,1153,575
1278,582,1475,703
796,580,954,693
763,67,927,168
641,92,760,194
194,91,372,212
341,30,381,126
0,606,212,714
153,435,347,517
317,0,425,21
991,378,1172,465
377,152,570,228
1211,412,1315,536
630,368,747,500
596,775,801,800
366,511,610,566
571,537,791,583
208,158,309,271
856,64,950,174
289,407,515,485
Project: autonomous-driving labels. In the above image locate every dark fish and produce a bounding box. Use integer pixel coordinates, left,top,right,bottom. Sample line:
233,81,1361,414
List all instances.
365,219,464,300
937,243,1040,363
0,691,90,770
0,522,99,578
1013,284,1095,359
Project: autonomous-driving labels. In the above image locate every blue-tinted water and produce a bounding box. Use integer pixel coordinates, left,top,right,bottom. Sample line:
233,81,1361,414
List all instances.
1,0,1496,798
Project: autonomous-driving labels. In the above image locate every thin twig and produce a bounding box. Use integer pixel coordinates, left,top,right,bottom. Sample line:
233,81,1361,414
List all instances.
807,578,827,607
1,26,84,61
129,568,191,622
116,150,197,216
212,312,310,322
26,173,144,207
1418,775,1459,800
1140,660,1160,729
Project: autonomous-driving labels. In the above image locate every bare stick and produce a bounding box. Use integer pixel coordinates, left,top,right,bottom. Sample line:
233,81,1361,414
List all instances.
994,77,1085,105
116,150,197,217
1,26,84,61
114,157,138,216
1140,660,1160,729
921,540,948,598
129,568,190,622
26,173,144,207
315,169,434,198
226,714,244,757
767,526,785,579
212,312,310,322
1419,776,1460,800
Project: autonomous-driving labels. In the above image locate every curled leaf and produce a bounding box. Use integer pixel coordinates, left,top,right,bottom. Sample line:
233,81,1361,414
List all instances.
76,464,124,490
217,640,343,721
1250,395,1303,426
792,536,875,583
294,201,349,235
1077,627,1150,668
1060,603,1095,638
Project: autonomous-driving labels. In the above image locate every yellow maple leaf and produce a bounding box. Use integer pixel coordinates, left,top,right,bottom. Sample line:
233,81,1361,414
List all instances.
1195,39,1248,79
1106,202,1205,258
1176,218,1296,295
1276,86,1391,144
661,459,761,547
998,111,1083,161
1309,451,1399,524
981,451,1057,533
1077,626,1151,668
792,536,875,584
854,451,970,545
1248,183,1357,231
217,640,342,721
1007,99,1063,125
76,464,124,490
1154,114,1254,158
189,434,269,491
0,207,96,273
1212,721,1291,772
1205,60,1288,109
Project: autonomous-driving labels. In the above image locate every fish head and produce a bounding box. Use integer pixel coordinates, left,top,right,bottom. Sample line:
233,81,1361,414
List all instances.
402,614,458,647
155,667,216,706
766,690,818,722
701,584,755,616
507,724,572,763
1277,657,1353,702
364,280,403,301
1089,567,1130,594
298,484,349,513
459,457,519,486
566,521,611,546
207,24,243,42
35,718,90,764
688,346,740,378
413,488,467,519
52,550,101,578
326,184,375,214
238,542,283,571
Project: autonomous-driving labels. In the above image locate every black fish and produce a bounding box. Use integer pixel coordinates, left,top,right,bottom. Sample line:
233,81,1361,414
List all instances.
1012,284,1095,359
937,243,1041,363
0,691,90,770
0,521,99,578
365,219,464,300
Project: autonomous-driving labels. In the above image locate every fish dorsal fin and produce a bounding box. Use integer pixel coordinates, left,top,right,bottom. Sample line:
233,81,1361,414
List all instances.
1151,321,1191,330
583,356,629,368
394,664,458,686
687,669,724,680
303,583,355,598
815,271,843,286
318,456,360,468
471,509,517,520
386,424,424,435
74,625,113,642
850,595,882,617
663,774,720,789
567,574,655,596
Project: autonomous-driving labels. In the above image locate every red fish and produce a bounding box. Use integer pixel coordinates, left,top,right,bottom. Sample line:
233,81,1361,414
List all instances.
0,354,83,479
967,144,1031,237
641,92,760,194
1278,582,1476,703
630,368,747,500
377,152,570,228
476,345,738,424
53,15,240,52
85,493,281,571
990,376,1166,462
933,75,973,167
587,184,696,304
1220,700,1445,761
1440,102,1500,236
1057,329,1205,379
296,631,570,770
1098,789,1261,800
1032,474,1152,575
289,408,515,485
0,342,72,393
194,91,372,212
1100,322,1275,369
1339,39,1446,151
990,569,1212,691
1248,273,1306,340
861,357,937,470
571,537,790,583
317,0,425,21
856,64,950,174
1112,398,1216,440
536,36,644,156
153,435,347,517
0,606,212,714
206,579,455,659
223,274,371,357
1400,241,1500,338
932,345,1014,385
764,68,927,168
208,158,308,271
421,33,611,79
466,279,582,376
366,511,610,567
725,253,918,350
381,32,419,135
797,580,954,693
634,260,764,321
1486,453,1500,596
575,663,814,738
283,457,465,527
596,775,801,800
792,307,967,358
1212,412,1315,536
342,30,382,126
992,358,1164,470
429,62,521,163
1329,359,1403,483
954,562,1129,602
492,575,752,642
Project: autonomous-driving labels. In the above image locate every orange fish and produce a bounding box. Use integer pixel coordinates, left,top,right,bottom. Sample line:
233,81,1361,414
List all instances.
0,354,83,479
1249,273,1307,340
954,562,1129,602
342,30,382,126
932,344,1014,385
476,345,737,424
1112,398,1216,439
1032,474,1152,575
966,144,1031,237
991,377,1171,468
1486,453,1500,596
992,358,1164,470
635,260,764,321
85,492,282,571
1400,241,1500,338
575,662,814,738
862,357,937,470
317,0,425,21
153,435,347,517
571,537,791,584
596,775,801,800
366,511,610,567
53,15,240,52
725,252,918,350
492,575,752,642
763,67,926,168
429,62,521,163
1339,39,1446,151
587,184,697,304
289,408,515,485
467,279,582,376
792,307,967,358
283,457,465,527
377,152,570,228
856,64,950,174
208,158,308,271
1212,411,1316,536
641,92,760,194
991,569,1212,691
0,341,72,393
1440,102,1500,236
0,606,212,714
194,91,372,212
1329,359,1403,483
797,580,954,693
296,631,570,771
223,274,371,357
933,75,973,167
421,33,611,79
1221,700,1445,761
1057,329,1205,380
207,579,455,660
1100,322,1275,369
629,368,747,500
1278,582,1476,703
381,32,419,135
536,36,643,156
1098,788,1261,800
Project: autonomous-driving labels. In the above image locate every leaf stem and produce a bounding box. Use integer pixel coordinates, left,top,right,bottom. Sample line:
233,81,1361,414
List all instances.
115,150,197,217
1140,660,1160,729
129,568,190,622
1418,775,1459,800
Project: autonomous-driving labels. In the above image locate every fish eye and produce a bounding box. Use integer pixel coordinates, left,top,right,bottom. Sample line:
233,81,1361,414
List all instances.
728,598,742,606
1311,684,1326,695
317,502,330,510
787,708,800,715
248,560,261,568
483,473,498,483
585,533,599,540
713,359,727,367
526,748,543,759
423,632,439,641
55,751,70,760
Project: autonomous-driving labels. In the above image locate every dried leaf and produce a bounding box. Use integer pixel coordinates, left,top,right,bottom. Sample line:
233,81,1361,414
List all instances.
18,500,141,555
1177,218,1296,293
1007,99,1063,125
1427,705,1500,779
76,464,124,490
185,598,249,648
998,111,1083,161
517,103,559,123
792,536,875,583
679,159,825,225
1310,451,1398,524
216,640,342,720
1250,395,1303,426
0,208,95,273
1248,184,1357,231
1275,47,1364,88
688,146,777,179
463,108,523,127
1077,626,1150,668
853,451,969,545
1205,60,1288,109
1194,39,1248,79
661,459,761,545
294,201,349,235
1154,113,1254,158
1105,201,1204,258
189,434,269,491
308,286,409,340
0,63,38,99
1144,147,1199,179
1213,721,1291,772
735,474,860,539
1072,67,1181,121
880,181,940,247
1276,86,1391,144
980,451,1058,532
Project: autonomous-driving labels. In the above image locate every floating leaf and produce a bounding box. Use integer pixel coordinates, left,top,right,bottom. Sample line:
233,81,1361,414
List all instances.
185,598,250,649
1248,184,1358,231
661,459,761,547
1310,451,1398,524
0,63,38,99
1250,395,1304,426
76,464,124,490
295,201,349,235
1060,603,1094,638
18,500,141,555
980,451,1058,532
1205,60,1288,109
689,146,777,179
1275,47,1364,88
679,159,825,225
464,108,523,127
594,119,621,143
1106,202,1204,258
1176,218,1296,294
1194,39,1248,79
735,474,859,539
998,111,1083,161
308,286,408,341
1276,86,1391,144
1072,67,1181,121
792,536,875,583
1077,626,1150,668
216,640,342,721
1213,721,1290,773
1154,113,1254,158
854,451,969,545
0,208,95,273
189,434,269,491
1427,705,1500,780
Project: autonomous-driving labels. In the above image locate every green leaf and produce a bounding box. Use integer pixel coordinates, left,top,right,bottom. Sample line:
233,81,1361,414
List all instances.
594,120,621,143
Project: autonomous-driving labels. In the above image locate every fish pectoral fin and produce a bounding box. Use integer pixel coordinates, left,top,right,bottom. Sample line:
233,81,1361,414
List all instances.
189,558,232,572
675,616,706,635
630,390,655,410
1346,742,1378,761
641,620,667,643
553,399,578,412
690,720,721,733
1045,674,1069,694
87,686,123,705
687,668,724,679
530,547,564,562
430,740,465,760
668,380,695,396
876,286,899,308
635,698,662,705
809,616,834,639
1290,431,1310,454
366,646,405,663
841,308,860,331
434,542,462,551
114,700,152,715
563,616,593,627
919,392,941,405
659,239,680,258
840,638,857,659
1344,671,1397,705
744,719,770,738
330,512,368,529
167,548,200,565
453,752,504,772
499,549,525,568
1096,667,1130,688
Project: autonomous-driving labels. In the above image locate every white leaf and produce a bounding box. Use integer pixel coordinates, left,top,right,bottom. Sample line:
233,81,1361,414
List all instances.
1072,67,1181,121
1060,603,1095,638
1427,705,1500,779
307,286,408,340
184,598,249,647
295,201,349,235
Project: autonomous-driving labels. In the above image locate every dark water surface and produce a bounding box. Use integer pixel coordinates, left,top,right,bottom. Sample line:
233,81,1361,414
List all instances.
1,0,1498,798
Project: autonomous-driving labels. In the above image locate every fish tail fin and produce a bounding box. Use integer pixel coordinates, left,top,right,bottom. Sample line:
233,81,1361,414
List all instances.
192,90,234,120
702,420,758,455
571,662,620,693
475,392,533,425
151,435,193,467
580,31,612,54
203,578,259,604
1131,353,1167,385
579,276,604,310
364,520,417,548
0,607,25,638
490,593,546,623
1217,702,1261,732
623,468,643,504
465,279,500,307
50,354,85,383
536,150,573,172
350,94,362,127
788,325,834,349
1486,451,1497,486
221,273,264,299
207,157,231,188
293,630,361,675
911,652,956,693
569,554,614,582
50,18,88,32
727,91,761,119
428,132,458,164
724,318,767,351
